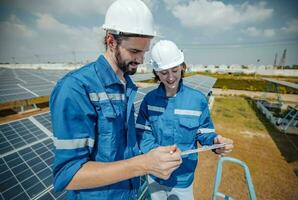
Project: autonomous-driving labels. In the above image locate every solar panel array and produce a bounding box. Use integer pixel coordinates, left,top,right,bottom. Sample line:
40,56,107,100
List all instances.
0,68,155,103
0,67,216,104
0,119,48,156
262,78,298,90
0,112,66,200
0,139,65,200
134,86,157,115
0,68,69,103
184,75,217,96
130,73,154,82
0,74,216,200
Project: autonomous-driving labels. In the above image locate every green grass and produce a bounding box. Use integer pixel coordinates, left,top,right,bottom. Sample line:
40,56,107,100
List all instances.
198,72,298,94
212,96,267,132
214,78,266,91
212,96,298,162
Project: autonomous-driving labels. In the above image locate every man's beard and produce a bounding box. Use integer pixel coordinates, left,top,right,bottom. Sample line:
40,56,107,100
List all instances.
115,47,139,75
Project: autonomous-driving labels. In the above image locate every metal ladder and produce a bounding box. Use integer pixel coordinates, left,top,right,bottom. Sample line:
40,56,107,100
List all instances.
279,107,298,132
212,157,257,200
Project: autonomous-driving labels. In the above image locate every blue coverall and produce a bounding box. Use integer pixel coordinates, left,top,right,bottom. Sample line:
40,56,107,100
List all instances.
50,55,139,199
136,81,218,188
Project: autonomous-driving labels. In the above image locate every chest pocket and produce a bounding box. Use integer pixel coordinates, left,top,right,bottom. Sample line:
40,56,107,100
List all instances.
100,101,117,118
92,101,126,161
149,116,174,146
178,117,199,144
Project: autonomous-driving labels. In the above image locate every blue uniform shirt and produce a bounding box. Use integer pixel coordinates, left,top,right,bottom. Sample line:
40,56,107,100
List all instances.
136,80,217,188
50,55,139,200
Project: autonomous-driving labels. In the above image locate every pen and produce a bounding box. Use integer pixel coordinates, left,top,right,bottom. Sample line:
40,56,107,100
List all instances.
181,143,227,156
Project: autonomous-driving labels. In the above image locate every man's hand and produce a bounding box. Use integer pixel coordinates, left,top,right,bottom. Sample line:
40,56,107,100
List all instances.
213,135,233,155
144,145,182,180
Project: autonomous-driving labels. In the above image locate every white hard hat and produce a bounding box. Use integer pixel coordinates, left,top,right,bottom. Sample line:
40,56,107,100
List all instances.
102,0,156,37
151,40,184,71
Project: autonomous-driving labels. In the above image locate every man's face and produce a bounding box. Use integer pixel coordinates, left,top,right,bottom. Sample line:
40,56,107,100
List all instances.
115,37,151,75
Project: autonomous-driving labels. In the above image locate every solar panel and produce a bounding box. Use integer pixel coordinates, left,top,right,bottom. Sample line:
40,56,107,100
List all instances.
33,113,53,133
0,119,49,156
24,84,54,97
263,78,298,90
184,75,217,96
134,86,157,115
0,139,66,200
0,68,156,103
130,73,154,82
0,68,69,103
0,112,67,200
138,86,157,94
0,92,36,104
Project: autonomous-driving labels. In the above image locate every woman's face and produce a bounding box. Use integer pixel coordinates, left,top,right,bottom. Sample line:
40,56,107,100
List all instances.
157,65,183,95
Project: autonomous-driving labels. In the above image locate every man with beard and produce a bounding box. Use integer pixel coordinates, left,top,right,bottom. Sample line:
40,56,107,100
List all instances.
50,0,182,199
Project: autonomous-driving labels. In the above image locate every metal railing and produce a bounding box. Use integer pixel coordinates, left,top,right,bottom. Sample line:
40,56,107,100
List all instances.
212,157,257,200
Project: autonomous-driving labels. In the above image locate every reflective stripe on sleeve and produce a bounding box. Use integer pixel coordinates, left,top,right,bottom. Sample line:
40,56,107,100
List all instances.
136,123,152,131
197,128,215,134
89,93,99,101
97,92,109,100
107,93,125,101
54,137,95,149
89,92,125,102
174,109,202,116
147,105,165,113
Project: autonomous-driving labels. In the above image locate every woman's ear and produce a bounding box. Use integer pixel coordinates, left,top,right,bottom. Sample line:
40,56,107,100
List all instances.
181,63,187,71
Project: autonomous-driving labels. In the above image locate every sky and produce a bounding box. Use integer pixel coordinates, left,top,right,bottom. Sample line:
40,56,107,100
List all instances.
0,0,297,66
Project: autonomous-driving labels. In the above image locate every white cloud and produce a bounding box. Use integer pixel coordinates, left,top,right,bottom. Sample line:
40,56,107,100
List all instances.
281,19,298,33
163,0,181,10
164,0,273,30
239,2,273,24
7,14,22,24
0,15,36,61
244,27,261,37
0,14,35,38
142,0,155,10
36,13,69,32
242,18,297,39
14,0,115,16
35,14,105,52
242,27,275,37
1,13,105,63
263,29,275,37
13,0,158,17
0,0,159,63
54,0,115,15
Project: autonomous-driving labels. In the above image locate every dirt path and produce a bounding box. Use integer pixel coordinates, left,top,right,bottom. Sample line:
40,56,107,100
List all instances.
212,88,298,103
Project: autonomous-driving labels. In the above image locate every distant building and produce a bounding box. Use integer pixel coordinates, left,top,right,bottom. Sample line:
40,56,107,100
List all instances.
188,64,204,72
228,64,242,74
206,64,216,73
217,64,228,73
247,64,255,70
137,63,151,73
265,65,274,70
258,65,266,70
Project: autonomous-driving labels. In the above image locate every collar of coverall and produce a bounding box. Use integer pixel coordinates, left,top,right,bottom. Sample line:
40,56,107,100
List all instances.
95,55,137,90
156,79,184,98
